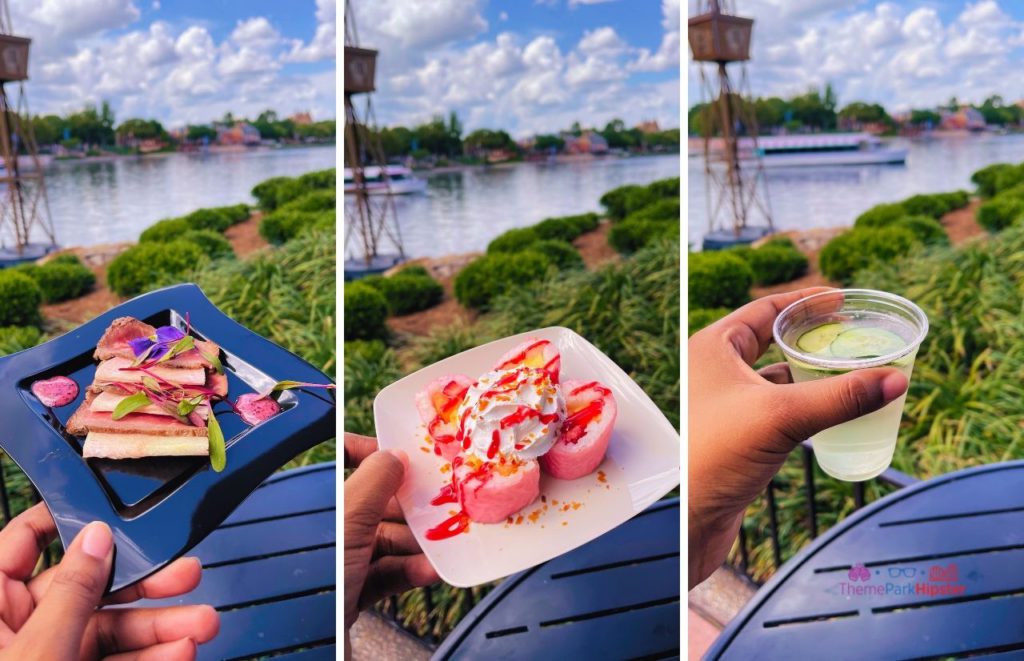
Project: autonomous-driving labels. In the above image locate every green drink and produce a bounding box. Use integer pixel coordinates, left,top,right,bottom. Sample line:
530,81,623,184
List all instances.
773,290,928,482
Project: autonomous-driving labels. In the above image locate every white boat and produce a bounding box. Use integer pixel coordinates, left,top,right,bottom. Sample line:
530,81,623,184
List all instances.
747,133,907,168
344,165,427,195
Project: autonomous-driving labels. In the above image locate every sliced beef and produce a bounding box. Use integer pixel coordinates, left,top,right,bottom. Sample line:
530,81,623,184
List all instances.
68,391,206,437
93,317,221,369
94,358,207,387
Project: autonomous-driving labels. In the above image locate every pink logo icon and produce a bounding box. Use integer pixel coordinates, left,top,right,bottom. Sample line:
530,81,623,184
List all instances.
848,563,871,582
929,563,959,582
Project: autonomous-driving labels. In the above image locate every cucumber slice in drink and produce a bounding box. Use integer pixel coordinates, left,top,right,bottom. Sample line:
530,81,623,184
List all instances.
796,322,844,355
829,327,906,359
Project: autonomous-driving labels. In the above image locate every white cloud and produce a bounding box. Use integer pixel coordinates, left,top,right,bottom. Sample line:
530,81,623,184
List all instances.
689,0,1024,112
569,0,619,6
631,0,679,71
15,0,140,39
285,0,335,63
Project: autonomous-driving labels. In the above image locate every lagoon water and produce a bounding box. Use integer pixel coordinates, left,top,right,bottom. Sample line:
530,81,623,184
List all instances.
688,133,1024,247
36,146,335,247
355,154,681,259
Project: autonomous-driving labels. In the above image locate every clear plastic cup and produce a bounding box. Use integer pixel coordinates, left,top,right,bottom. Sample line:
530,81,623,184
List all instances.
772,289,928,482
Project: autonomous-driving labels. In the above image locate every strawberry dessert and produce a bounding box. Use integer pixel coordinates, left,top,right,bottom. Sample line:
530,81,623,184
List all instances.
419,338,616,541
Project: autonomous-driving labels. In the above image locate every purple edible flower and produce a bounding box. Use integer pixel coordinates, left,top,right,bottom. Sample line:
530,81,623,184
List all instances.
129,325,187,362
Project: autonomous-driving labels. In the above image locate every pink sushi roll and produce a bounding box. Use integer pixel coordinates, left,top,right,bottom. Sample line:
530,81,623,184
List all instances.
540,379,616,480
493,338,561,384
415,375,472,460
454,456,541,523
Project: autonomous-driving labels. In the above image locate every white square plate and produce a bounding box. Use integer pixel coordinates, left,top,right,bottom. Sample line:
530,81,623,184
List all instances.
373,326,680,587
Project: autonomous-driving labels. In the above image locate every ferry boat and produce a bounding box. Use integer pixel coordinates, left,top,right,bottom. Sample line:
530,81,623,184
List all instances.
343,165,427,195
748,133,907,168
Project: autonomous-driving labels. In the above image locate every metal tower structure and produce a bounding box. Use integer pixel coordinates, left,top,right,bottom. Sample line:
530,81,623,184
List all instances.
343,4,405,280
689,0,773,250
0,0,56,266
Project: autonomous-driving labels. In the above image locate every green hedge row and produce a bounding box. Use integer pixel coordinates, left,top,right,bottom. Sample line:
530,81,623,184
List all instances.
605,178,680,254
251,168,336,211
362,268,444,317
819,226,920,283
14,254,95,303
455,250,554,309
108,240,207,297
0,270,42,327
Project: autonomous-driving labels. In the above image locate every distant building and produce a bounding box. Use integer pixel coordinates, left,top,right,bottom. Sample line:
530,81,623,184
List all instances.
940,106,985,131
216,121,261,146
636,120,661,134
290,111,313,125
563,130,609,155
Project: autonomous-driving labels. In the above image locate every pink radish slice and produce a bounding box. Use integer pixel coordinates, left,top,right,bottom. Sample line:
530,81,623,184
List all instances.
31,376,79,408
455,457,541,524
540,379,616,480
415,374,472,460
493,338,561,384
236,393,281,425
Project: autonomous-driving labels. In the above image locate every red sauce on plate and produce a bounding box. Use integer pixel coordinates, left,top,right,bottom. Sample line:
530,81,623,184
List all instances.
31,376,79,408
236,393,281,425
426,511,470,540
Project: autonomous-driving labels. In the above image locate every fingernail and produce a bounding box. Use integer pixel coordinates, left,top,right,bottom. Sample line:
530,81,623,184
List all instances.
388,449,409,471
881,372,909,404
81,522,113,560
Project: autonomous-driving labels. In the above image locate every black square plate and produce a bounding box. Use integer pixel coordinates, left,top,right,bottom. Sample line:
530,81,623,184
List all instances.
0,284,335,591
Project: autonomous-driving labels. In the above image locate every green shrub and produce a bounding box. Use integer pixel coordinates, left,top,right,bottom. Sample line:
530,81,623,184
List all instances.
180,230,234,259
251,176,292,210
487,227,540,253
688,251,753,308
260,209,319,245
902,194,952,219
994,165,1024,196
609,218,679,254
183,208,231,233
0,325,41,356
279,189,336,213
939,190,970,211
688,308,731,336
972,163,1017,198
740,245,808,285
0,271,41,326
977,196,1024,232
107,241,206,297
600,184,650,220
210,203,251,225
344,281,388,341
854,203,906,229
47,253,85,266
454,251,553,309
528,239,584,270
566,212,600,234
818,226,920,283
27,261,95,303
370,274,444,316
297,168,336,192
140,217,190,243
762,236,797,250
397,264,431,278
648,176,680,198
626,198,680,222
535,216,585,242
894,215,949,245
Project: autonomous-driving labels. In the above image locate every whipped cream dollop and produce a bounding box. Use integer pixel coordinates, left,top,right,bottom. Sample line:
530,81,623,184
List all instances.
456,366,566,461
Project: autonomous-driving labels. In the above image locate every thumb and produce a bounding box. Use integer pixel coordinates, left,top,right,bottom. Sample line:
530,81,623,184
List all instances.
17,521,113,658
780,368,908,442
344,450,408,549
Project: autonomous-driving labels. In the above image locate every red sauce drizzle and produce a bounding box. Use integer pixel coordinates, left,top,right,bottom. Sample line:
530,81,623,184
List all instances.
487,430,501,459
561,400,605,444
570,381,611,397
500,405,559,429
497,340,549,370
426,511,470,540
430,483,459,506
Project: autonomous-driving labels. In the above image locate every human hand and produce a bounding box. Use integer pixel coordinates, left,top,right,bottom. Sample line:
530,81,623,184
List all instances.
688,288,909,588
0,503,219,660
343,433,440,636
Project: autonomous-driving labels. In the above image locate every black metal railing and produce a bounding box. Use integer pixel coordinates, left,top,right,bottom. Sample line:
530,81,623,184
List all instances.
733,440,919,583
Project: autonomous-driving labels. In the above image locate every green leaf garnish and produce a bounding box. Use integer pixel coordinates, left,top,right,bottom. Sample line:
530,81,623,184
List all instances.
177,395,205,417
270,380,305,392
200,348,224,374
112,392,152,420
142,376,162,393
157,336,195,364
208,412,226,472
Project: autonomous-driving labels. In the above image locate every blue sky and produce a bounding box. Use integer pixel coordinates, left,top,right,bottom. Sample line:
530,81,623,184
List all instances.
355,0,680,137
687,0,1024,112
8,0,335,127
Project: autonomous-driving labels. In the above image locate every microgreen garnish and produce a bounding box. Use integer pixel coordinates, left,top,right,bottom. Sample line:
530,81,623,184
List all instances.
155,335,195,364
261,381,336,397
177,395,205,418
142,376,162,393
111,392,152,420
200,348,224,374
208,413,226,472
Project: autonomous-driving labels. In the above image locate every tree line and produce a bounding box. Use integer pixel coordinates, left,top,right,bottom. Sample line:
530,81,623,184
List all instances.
688,83,1024,135
26,102,335,150
361,111,680,162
